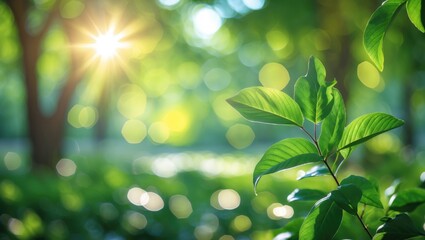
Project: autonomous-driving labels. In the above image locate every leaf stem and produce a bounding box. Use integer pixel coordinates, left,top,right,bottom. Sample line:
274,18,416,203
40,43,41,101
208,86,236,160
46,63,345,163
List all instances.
300,126,323,156
356,212,373,239
301,125,372,238
361,204,367,219
323,155,373,239
323,157,340,186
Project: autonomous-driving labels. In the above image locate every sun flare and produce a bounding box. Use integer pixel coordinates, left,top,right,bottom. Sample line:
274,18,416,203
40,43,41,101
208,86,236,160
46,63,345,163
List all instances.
93,30,123,59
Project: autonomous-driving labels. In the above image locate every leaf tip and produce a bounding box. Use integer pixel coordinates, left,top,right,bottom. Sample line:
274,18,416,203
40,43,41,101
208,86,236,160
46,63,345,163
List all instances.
253,176,261,195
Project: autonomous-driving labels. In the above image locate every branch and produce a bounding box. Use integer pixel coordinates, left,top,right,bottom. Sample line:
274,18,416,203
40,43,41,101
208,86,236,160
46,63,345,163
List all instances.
5,0,27,40
35,2,59,42
300,126,323,157
52,20,84,122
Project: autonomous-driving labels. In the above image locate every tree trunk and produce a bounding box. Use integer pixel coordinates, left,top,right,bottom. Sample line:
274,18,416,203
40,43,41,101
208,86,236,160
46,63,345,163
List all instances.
7,0,83,170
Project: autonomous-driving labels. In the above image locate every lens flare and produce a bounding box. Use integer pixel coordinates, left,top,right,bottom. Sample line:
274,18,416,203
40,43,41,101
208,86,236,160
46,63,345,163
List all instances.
93,30,124,59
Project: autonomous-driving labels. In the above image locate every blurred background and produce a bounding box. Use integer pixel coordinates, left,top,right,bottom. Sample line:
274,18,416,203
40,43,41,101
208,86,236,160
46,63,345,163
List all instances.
0,0,424,239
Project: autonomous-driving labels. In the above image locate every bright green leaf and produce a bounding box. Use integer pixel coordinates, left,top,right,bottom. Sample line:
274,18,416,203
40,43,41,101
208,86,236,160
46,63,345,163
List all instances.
363,0,406,71
287,189,327,202
297,165,329,180
227,87,303,126
253,138,322,192
319,88,346,156
374,214,425,240
338,113,404,158
273,218,304,240
294,56,335,123
341,175,383,208
299,196,343,240
389,188,425,212
407,0,425,32
330,184,362,215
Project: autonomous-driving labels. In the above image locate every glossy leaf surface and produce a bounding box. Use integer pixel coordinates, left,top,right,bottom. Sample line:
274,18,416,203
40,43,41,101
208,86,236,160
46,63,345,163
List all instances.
406,0,425,32
363,0,406,71
287,189,327,202
294,56,334,123
338,113,404,158
297,165,329,180
340,175,383,208
330,184,362,215
273,218,304,240
389,188,425,212
227,87,303,126
374,214,425,240
299,196,342,240
319,88,346,156
253,138,322,192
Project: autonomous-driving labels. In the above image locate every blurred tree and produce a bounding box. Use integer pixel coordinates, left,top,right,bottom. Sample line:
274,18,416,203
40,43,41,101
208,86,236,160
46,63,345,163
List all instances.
4,0,93,169
6,0,65,169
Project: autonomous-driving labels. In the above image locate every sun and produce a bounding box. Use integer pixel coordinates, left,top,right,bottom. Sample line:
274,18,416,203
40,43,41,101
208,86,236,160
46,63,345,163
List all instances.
93,29,124,59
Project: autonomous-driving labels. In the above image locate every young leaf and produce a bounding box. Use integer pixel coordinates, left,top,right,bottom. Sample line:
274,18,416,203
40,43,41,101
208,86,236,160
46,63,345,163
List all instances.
294,56,335,124
363,0,406,71
330,184,362,215
406,0,425,33
287,189,327,202
389,188,425,212
299,196,343,240
374,214,425,240
297,165,329,180
337,113,404,158
318,88,346,157
227,87,303,126
341,175,383,208
253,138,322,192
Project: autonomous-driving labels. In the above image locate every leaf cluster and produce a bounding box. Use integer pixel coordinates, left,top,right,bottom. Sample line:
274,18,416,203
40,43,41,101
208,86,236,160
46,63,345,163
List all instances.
227,57,425,239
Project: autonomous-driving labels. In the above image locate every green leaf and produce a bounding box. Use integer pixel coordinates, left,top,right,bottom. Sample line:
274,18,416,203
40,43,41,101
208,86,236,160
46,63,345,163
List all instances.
273,218,304,240
363,0,406,71
337,113,404,158
297,165,329,180
287,189,327,202
253,138,322,192
341,175,383,208
330,184,362,215
389,188,425,212
374,213,425,240
319,88,346,156
299,196,343,240
407,0,425,32
294,56,335,124
227,87,303,126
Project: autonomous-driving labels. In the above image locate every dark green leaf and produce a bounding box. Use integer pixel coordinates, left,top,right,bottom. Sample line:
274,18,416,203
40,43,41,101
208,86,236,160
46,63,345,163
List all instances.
407,0,425,32
299,196,343,240
341,175,383,208
338,113,404,158
253,138,322,192
330,184,362,215
374,213,425,240
287,189,327,202
363,0,406,71
319,88,346,156
227,87,303,126
389,188,425,212
294,56,335,124
272,218,304,240
297,165,329,180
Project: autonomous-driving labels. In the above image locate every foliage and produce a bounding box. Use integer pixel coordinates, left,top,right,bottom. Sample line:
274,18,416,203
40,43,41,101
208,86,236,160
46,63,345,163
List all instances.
364,0,424,71
228,56,425,239
0,0,425,239
0,153,271,239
